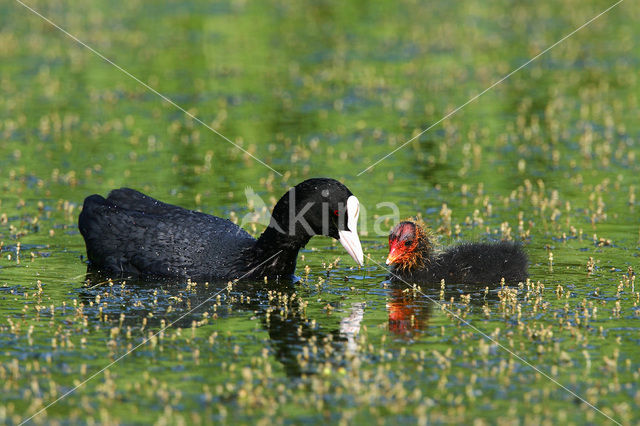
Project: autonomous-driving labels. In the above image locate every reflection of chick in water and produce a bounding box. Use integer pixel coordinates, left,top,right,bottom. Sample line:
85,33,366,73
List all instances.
387,288,432,336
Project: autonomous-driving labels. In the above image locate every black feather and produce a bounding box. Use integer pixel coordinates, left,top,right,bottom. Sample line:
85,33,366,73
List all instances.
393,241,529,285
78,178,357,282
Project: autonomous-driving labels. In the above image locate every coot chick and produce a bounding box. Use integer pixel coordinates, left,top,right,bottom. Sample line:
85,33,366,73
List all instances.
78,178,364,281
386,220,528,285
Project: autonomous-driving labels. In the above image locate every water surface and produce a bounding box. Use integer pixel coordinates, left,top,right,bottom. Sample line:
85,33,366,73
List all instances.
1,0,639,423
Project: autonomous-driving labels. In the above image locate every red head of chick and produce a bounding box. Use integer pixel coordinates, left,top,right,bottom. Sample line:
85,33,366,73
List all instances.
386,220,434,271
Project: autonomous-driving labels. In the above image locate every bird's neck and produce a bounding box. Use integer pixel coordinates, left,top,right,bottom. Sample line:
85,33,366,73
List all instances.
417,238,432,261
245,225,312,279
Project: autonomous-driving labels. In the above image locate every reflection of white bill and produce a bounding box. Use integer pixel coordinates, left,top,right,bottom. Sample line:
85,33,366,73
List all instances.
340,302,366,354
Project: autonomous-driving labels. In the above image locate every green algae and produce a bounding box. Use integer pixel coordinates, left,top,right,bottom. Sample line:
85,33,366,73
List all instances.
1,0,639,424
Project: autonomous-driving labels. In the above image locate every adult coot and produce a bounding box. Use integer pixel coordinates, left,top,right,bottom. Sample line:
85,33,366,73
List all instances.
386,220,528,285
78,178,364,281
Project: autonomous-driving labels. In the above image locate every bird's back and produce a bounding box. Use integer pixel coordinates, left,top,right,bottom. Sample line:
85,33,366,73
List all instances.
431,241,528,284
78,188,256,280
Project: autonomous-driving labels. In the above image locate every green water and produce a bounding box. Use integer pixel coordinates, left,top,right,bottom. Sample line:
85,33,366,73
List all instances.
1,0,639,423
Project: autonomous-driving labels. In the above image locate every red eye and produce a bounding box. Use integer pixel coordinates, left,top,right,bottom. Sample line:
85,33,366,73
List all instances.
333,209,339,217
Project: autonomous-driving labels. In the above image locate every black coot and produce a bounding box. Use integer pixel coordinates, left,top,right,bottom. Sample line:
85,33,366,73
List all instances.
78,178,364,281
387,220,528,285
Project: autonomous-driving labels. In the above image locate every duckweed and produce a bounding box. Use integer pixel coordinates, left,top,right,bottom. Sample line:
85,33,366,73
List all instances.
1,0,639,424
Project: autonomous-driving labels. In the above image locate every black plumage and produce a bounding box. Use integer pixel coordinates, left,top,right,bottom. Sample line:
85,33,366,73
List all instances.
387,221,528,285
78,178,363,282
